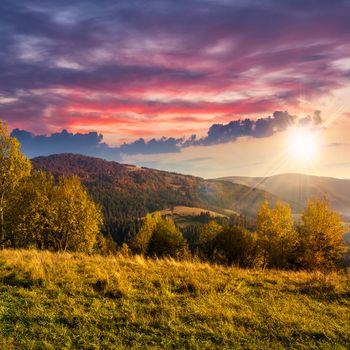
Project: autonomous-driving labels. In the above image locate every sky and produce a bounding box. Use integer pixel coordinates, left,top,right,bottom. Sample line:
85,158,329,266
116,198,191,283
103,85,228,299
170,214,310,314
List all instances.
1,0,350,178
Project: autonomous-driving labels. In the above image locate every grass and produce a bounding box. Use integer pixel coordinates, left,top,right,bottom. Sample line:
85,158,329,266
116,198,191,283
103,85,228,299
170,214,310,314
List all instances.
159,206,226,218
0,249,349,349
158,205,226,227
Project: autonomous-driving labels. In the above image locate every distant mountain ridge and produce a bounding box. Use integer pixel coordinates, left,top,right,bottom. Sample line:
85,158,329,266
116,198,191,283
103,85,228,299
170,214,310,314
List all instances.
32,154,280,241
218,173,350,219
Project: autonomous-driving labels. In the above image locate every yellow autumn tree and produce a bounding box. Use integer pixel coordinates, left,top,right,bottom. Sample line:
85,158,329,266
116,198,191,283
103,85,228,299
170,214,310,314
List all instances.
0,121,31,245
147,216,188,258
297,198,346,270
51,176,103,252
131,212,162,254
6,172,103,253
132,212,188,258
5,171,54,248
256,200,298,269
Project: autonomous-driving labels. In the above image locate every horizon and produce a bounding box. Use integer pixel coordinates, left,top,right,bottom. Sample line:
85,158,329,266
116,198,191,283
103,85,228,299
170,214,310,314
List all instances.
1,0,350,178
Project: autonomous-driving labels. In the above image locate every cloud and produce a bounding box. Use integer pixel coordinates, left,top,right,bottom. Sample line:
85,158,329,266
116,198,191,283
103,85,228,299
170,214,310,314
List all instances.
11,110,324,159
299,110,323,127
11,128,182,159
119,137,182,155
189,111,309,146
0,0,349,136
184,157,213,163
325,142,348,148
11,128,117,159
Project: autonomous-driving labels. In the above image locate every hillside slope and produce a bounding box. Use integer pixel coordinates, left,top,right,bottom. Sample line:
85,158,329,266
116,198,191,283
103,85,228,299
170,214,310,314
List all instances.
32,154,279,241
0,250,349,349
219,173,350,218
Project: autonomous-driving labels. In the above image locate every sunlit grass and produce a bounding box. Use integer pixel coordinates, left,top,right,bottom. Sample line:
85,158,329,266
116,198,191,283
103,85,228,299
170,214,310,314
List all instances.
0,249,349,349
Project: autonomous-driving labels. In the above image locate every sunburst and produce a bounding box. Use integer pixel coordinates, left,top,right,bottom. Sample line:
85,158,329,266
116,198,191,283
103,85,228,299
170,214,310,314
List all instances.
287,128,319,161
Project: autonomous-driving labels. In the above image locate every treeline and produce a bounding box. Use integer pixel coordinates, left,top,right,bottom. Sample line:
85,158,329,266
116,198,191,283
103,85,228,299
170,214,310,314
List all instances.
130,199,347,270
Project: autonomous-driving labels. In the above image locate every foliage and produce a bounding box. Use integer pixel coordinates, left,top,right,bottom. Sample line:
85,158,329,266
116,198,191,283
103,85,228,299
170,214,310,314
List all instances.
94,233,118,255
5,171,55,249
195,221,222,259
297,198,347,270
52,176,103,252
132,212,188,258
131,212,162,254
5,172,103,253
147,217,188,258
0,121,31,243
0,249,349,349
131,199,347,270
256,200,298,269
212,226,259,267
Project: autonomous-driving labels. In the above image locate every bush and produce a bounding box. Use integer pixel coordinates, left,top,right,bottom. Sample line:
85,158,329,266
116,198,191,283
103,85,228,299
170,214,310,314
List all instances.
212,226,259,267
132,213,188,258
196,221,222,260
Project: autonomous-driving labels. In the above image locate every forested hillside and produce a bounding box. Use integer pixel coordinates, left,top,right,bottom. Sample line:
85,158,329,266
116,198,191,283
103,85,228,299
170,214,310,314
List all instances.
32,154,279,242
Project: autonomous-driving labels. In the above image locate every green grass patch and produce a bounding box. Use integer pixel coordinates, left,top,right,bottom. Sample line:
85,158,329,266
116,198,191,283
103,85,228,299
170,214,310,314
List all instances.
0,249,349,349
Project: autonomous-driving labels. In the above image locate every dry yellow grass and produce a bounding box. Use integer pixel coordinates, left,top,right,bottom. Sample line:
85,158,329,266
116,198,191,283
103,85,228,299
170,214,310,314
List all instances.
159,206,226,218
0,249,349,349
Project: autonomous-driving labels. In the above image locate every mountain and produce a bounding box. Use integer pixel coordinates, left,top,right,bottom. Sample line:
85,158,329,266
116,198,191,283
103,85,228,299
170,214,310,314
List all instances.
32,154,279,241
218,173,350,220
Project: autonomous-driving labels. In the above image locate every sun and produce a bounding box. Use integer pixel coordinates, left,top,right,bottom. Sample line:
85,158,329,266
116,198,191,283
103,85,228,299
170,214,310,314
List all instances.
288,128,319,161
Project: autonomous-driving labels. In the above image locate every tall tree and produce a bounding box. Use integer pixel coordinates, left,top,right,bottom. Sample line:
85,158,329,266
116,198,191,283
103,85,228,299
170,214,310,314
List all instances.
196,221,222,260
0,121,31,244
6,172,103,252
5,171,54,248
212,226,259,267
51,176,103,252
298,198,346,270
147,217,188,258
256,201,297,269
132,212,188,258
131,212,162,254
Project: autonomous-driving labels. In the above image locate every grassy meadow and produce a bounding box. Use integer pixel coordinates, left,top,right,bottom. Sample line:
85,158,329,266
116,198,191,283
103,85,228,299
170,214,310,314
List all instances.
0,249,349,349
